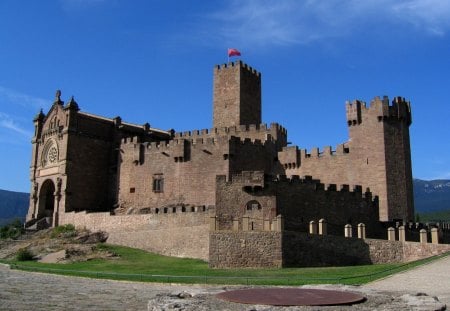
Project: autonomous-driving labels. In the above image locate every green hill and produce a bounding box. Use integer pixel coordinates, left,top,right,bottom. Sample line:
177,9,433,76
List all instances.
0,189,29,226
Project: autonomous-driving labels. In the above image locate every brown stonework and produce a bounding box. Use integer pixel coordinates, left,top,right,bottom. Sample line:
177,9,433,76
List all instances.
279,97,413,222
59,209,210,260
209,231,450,268
26,61,423,268
215,171,382,238
213,61,261,128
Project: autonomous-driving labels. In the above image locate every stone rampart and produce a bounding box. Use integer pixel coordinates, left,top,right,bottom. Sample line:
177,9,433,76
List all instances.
209,230,450,268
59,211,209,260
209,231,282,268
215,172,381,237
279,95,414,222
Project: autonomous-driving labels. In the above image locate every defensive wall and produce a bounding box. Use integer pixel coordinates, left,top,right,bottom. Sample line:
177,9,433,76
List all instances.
209,229,450,268
215,171,382,237
59,206,211,260
173,122,287,149
278,96,413,222
117,131,284,211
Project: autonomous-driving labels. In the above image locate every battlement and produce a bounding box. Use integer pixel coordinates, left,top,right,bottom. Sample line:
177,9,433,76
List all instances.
346,96,412,126
214,60,260,77
120,134,276,165
173,122,287,139
223,171,374,201
300,143,350,158
121,134,275,149
278,143,350,169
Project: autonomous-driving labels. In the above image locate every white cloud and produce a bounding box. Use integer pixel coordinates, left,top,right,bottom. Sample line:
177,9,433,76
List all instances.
204,0,450,48
0,112,33,138
392,0,450,36
0,86,48,111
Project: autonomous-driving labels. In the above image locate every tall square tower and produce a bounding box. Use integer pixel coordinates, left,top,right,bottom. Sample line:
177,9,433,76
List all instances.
213,61,261,128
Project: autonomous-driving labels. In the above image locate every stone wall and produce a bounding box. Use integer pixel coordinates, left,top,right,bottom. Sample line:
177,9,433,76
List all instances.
118,135,283,212
215,172,382,237
59,210,210,260
213,61,261,128
118,137,230,210
209,231,282,268
209,230,450,268
366,238,450,263
279,97,413,222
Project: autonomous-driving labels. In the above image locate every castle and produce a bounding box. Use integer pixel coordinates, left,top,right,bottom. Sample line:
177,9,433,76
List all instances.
25,61,438,268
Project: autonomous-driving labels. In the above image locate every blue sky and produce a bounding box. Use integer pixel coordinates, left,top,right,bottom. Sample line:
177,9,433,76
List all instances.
1,0,449,192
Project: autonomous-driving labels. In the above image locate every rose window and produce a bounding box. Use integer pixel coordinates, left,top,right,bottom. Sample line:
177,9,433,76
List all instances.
47,146,58,164
42,141,59,167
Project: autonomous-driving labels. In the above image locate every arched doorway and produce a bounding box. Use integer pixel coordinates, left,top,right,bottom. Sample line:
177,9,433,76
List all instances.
37,179,55,219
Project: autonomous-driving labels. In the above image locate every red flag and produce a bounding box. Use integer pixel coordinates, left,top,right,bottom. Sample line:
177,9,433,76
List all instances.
228,48,241,57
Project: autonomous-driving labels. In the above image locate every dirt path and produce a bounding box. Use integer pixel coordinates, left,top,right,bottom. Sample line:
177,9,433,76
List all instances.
364,254,450,306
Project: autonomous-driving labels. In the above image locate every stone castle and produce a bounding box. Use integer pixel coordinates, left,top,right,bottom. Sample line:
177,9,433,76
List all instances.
26,61,447,268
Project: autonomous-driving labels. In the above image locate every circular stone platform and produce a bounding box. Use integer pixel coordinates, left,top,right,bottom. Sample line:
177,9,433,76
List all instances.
216,288,366,306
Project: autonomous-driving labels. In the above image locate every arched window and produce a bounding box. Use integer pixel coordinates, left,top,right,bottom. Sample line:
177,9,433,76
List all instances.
245,200,262,211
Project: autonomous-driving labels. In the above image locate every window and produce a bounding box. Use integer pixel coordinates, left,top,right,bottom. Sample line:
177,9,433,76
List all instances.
245,200,261,211
41,139,59,167
152,175,164,192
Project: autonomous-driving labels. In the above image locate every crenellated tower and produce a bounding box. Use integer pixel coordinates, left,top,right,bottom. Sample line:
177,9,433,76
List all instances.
213,61,261,128
346,96,413,222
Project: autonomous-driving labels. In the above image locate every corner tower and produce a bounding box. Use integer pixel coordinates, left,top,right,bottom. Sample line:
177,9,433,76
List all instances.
213,61,261,128
346,96,414,222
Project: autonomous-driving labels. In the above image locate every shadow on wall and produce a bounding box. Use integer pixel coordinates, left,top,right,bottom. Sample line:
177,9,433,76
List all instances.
282,231,372,267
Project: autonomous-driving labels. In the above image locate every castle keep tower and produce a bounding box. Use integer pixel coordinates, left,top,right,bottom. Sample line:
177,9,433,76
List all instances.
213,61,261,128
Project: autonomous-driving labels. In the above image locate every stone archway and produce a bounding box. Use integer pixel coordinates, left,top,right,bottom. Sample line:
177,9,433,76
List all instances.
37,179,55,220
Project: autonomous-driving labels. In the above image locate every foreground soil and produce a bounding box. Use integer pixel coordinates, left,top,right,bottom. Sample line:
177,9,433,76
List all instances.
0,263,446,310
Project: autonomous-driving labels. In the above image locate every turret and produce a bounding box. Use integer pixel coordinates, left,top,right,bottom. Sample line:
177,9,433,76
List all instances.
346,96,414,222
63,96,80,132
32,109,45,140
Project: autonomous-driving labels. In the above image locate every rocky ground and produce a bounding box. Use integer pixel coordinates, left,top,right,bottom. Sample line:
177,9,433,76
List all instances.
0,228,113,263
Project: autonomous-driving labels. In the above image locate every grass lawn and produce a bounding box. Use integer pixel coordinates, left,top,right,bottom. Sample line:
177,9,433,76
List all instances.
4,244,449,286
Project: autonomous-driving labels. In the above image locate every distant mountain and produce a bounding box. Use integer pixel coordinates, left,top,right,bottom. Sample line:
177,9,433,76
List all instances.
0,189,29,226
413,179,450,213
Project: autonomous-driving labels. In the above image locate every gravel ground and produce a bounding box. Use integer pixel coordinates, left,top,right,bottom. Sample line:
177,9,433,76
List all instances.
365,254,450,306
0,263,446,311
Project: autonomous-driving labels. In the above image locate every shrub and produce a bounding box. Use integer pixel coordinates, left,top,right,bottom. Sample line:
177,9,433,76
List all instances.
16,248,34,261
0,219,24,239
51,224,76,238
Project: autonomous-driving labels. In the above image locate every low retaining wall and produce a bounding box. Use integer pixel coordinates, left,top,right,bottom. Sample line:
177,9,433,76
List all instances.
59,211,210,260
209,231,450,268
366,238,450,263
209,231,282,268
